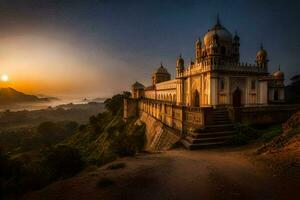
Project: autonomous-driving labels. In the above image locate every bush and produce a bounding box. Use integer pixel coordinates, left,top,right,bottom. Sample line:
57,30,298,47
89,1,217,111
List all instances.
41,145,85,181
258,125,283,142
228,123,259,145
37,121,67,145
104,92,131,115
111,123,145,157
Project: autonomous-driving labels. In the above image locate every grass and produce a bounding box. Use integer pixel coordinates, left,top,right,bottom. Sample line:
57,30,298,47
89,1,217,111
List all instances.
106,162,126,170
96,177,115,188
228,123,283,146
258,124,283,142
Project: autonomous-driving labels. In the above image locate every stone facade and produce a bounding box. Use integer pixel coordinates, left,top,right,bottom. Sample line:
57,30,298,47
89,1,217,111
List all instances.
124,17,296,150
132,18,285,108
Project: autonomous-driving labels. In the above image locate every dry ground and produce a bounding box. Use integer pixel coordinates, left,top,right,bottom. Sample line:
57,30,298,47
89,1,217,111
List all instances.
23,145,299,200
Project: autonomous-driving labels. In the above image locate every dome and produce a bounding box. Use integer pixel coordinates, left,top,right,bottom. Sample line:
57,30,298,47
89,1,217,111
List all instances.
155,64,170,74
272,67,284,80
132,81,145,89
273,71,284,79
203,20,232,47
256,45,267,58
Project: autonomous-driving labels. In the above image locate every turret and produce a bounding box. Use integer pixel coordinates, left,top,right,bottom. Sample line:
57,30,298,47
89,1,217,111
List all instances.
152,63,171,85
256,44,269,69
195,38,201,63
176,54,184,76
233,31,240,62
131,81,145,99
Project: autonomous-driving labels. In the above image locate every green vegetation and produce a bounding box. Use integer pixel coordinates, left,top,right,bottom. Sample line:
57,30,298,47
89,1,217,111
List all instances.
0,91,146,198
0,102,105,130
0,121,79,154
257,124,282,142
229,123,283,145
68,91,145,165
228,123,259,145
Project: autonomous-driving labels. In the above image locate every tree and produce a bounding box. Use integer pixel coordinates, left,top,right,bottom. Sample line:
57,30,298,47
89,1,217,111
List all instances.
104,91,131,115
42,145,85,181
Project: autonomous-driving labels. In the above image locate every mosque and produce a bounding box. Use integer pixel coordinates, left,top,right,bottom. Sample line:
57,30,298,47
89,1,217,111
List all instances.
132,17,285,107
125,17,291,150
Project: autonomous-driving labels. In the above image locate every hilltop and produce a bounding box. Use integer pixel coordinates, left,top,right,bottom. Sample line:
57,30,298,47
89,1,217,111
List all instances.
0,87,57,104
22,109,300,200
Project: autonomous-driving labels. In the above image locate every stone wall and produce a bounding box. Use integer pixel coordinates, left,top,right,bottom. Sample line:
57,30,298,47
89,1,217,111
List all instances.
139,111,180,151
123,98,138,121
228,105,300,125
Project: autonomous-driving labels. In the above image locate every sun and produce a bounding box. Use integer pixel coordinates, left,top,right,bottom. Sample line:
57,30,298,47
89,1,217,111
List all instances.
1,74,9,82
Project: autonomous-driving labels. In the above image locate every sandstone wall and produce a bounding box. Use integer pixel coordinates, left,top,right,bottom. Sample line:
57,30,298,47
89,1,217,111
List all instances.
228,105,300,125
139,111,180,151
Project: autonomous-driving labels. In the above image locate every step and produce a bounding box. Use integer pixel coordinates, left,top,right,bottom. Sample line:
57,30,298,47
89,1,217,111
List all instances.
182,139,227,150
206,115,229,118
185,135,234,144
207,112,228,116
197,124,235,132
188,130,237,138
206,118,231,122
206,121,232,125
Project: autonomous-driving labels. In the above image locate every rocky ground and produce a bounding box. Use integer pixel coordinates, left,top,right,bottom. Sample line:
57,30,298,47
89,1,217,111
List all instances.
23,144,299,200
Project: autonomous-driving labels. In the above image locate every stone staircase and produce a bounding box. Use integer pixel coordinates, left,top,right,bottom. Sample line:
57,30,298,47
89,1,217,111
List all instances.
182,108,237,150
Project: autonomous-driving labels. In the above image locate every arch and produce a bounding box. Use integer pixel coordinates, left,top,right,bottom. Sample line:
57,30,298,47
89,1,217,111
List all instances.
173,94,176,103
274,90,279,101
193,90,200,107
233,87,242,107
221,46,226,55
220,79,225,90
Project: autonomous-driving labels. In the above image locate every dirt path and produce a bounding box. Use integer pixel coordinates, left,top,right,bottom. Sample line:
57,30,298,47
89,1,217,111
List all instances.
24,147,299,200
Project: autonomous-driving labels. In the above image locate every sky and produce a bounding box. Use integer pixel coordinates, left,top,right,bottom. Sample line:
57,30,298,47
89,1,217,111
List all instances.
0,0,299,98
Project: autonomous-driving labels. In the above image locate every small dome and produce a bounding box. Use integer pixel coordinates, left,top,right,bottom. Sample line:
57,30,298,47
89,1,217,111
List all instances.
155,64,170,74
132,81,145,89
203,20,232,47
273,70,284,80
256,45,267,58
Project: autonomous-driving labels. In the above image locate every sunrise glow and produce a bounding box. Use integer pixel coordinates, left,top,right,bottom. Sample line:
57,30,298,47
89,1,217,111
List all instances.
1,74,9,82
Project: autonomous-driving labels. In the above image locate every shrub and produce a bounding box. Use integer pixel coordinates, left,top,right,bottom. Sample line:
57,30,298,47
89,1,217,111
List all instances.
258,125,283,142
41,145,85,181
37,121,67,145
228,123,259,145
111,124,145,157
104,92,131,115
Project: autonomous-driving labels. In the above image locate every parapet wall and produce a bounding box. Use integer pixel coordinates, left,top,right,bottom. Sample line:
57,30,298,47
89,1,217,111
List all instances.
228,105,300,125
138,98,207,133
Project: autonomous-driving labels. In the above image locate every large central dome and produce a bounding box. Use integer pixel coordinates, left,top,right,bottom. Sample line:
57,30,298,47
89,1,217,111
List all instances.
203,19,233,47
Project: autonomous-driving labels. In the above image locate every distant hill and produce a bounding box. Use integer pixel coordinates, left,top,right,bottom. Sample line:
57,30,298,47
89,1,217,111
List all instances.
0,87,54,104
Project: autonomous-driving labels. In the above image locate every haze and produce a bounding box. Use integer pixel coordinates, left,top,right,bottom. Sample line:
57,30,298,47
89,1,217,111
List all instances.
0,0,299,98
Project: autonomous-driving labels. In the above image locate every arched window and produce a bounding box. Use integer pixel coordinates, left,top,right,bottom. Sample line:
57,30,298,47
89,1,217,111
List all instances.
220,79,225,90
274,90,279,101
251,80,256,90
221,46,226,55
193,90,200,107
204,79,207,90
